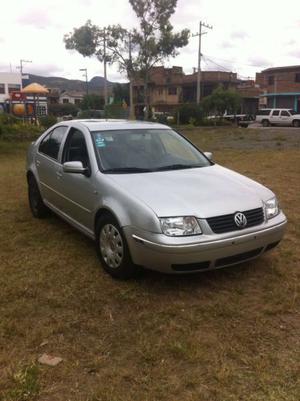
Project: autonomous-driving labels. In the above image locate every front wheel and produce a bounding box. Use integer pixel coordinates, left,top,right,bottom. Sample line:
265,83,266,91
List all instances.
96,214,138,279
28,175,49,218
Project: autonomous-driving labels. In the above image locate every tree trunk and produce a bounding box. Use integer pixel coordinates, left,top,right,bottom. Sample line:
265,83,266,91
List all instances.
129,79,135,120
144,72,149,120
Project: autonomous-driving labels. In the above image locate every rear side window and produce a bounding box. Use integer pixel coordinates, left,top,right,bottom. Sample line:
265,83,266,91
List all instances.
272,110,280,116
39,126,67,160
257,109,271,116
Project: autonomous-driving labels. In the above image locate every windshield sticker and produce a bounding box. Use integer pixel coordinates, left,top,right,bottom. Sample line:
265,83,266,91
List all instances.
95,134,106,148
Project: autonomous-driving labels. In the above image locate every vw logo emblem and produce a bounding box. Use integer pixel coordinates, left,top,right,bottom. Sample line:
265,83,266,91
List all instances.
234,212,247,228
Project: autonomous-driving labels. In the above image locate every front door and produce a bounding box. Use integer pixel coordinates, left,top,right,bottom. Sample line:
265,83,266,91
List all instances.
58,128,97,231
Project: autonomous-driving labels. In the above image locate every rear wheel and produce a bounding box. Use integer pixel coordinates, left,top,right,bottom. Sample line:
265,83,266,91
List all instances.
28,175,49,218
262,119,270,127
96,213,138,279
292,120,300,127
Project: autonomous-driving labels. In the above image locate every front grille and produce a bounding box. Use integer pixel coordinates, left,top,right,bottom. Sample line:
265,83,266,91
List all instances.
207,207,264,234
172,261,211,272
215,247,263,267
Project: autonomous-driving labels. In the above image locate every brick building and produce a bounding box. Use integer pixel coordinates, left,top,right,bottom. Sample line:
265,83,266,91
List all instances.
256,65,300,111
133,66,240,114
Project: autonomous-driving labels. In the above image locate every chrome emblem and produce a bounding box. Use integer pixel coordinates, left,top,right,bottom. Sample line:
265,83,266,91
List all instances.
234,212,247,228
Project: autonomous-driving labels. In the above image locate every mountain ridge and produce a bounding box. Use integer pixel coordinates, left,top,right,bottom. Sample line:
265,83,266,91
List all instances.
24,74,114,93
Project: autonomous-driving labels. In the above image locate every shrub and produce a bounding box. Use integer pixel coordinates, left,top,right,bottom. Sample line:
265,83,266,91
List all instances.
48,103,79,117
176,104,204,125
105,104,129,119
77,109,105,119
39,115,57,128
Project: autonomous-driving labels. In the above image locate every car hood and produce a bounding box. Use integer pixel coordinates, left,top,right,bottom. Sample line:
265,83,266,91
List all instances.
109,165,273,218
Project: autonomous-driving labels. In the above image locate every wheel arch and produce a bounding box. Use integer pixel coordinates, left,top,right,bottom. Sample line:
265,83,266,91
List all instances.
94,207,122,234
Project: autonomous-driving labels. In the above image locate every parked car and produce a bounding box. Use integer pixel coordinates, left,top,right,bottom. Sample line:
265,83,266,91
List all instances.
26,120,287,279
256,108,300,127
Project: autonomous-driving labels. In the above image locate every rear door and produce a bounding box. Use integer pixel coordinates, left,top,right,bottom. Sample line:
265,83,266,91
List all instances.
270,109,280,125
279,110,291,126
35,126,68,208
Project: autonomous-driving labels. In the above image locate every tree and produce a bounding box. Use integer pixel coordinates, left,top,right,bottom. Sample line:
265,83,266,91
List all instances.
80,94,105,110
64,1,189,120
64,21,109,105
129,0,189,118
202,86,241,117
64,22,136,118
113,83,130,104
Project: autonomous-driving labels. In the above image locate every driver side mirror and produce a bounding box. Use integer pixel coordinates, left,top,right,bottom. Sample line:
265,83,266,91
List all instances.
63,161,89,176
204,152,213,161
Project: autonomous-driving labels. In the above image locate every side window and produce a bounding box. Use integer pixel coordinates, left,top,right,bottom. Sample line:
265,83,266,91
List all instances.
281,110,290,117
63,129,90,169
39,126,67,160
272,110,280,116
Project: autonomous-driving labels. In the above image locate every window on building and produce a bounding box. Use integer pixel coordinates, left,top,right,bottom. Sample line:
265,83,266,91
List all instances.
8,84,21,93
62,98,69,104
168,87,177,95
0,84,5,94
268,76,274,85
295,73,300,83
74,98,81,105
158,88,163,95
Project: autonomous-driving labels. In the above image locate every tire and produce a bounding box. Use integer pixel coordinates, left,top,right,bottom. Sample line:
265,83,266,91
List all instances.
95,213,138,279
292,120,300,128
28,175,49,218
262,120,270,127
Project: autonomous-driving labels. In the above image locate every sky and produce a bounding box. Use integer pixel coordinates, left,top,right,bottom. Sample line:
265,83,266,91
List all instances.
0,0,299,82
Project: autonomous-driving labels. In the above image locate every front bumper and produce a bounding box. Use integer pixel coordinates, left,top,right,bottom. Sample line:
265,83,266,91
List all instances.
124,213,287,273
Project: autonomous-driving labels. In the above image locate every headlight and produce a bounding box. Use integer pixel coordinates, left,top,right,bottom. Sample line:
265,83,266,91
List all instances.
160,216,202,236
264,197,279,219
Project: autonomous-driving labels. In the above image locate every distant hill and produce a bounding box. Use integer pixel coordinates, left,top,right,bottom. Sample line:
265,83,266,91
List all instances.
24,74,114,93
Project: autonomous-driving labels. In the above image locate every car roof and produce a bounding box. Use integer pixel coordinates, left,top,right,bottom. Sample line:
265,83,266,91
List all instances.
60,119,170,131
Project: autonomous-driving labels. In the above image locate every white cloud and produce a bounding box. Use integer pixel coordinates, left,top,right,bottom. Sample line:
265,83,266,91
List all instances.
230,30,249,40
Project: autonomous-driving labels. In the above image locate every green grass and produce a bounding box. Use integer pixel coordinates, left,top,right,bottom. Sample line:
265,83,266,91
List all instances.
0,128,299,400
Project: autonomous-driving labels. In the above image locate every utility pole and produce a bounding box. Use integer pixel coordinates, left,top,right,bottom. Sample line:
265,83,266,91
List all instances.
17,59,32,83
192,21,212,104
103,28,108,106
128,33,135,120
79,68,88,96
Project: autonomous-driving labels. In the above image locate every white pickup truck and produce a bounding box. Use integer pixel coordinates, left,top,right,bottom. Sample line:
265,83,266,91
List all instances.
256,108,300,127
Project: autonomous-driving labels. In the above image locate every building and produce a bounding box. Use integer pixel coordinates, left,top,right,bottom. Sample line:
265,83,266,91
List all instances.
236,81,263,115
0,72,22,111
256,65,300,111
133,66,242,114
59,91,84,105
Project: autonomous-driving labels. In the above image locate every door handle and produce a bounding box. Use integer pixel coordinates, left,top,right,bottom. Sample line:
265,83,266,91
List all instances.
36,160,40,166
56,172,62,178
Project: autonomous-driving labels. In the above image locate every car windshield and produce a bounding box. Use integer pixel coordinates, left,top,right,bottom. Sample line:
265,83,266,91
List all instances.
91,129,211,173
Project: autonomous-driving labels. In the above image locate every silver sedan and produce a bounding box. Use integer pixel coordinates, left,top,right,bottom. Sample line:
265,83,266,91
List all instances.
26,120,287,279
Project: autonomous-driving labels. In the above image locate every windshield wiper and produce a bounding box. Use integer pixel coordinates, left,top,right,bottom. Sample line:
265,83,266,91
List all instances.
155,164,203,171
103,167,153,173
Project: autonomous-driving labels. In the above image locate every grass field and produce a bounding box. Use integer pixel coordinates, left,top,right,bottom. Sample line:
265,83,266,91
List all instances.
0,127,299,401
